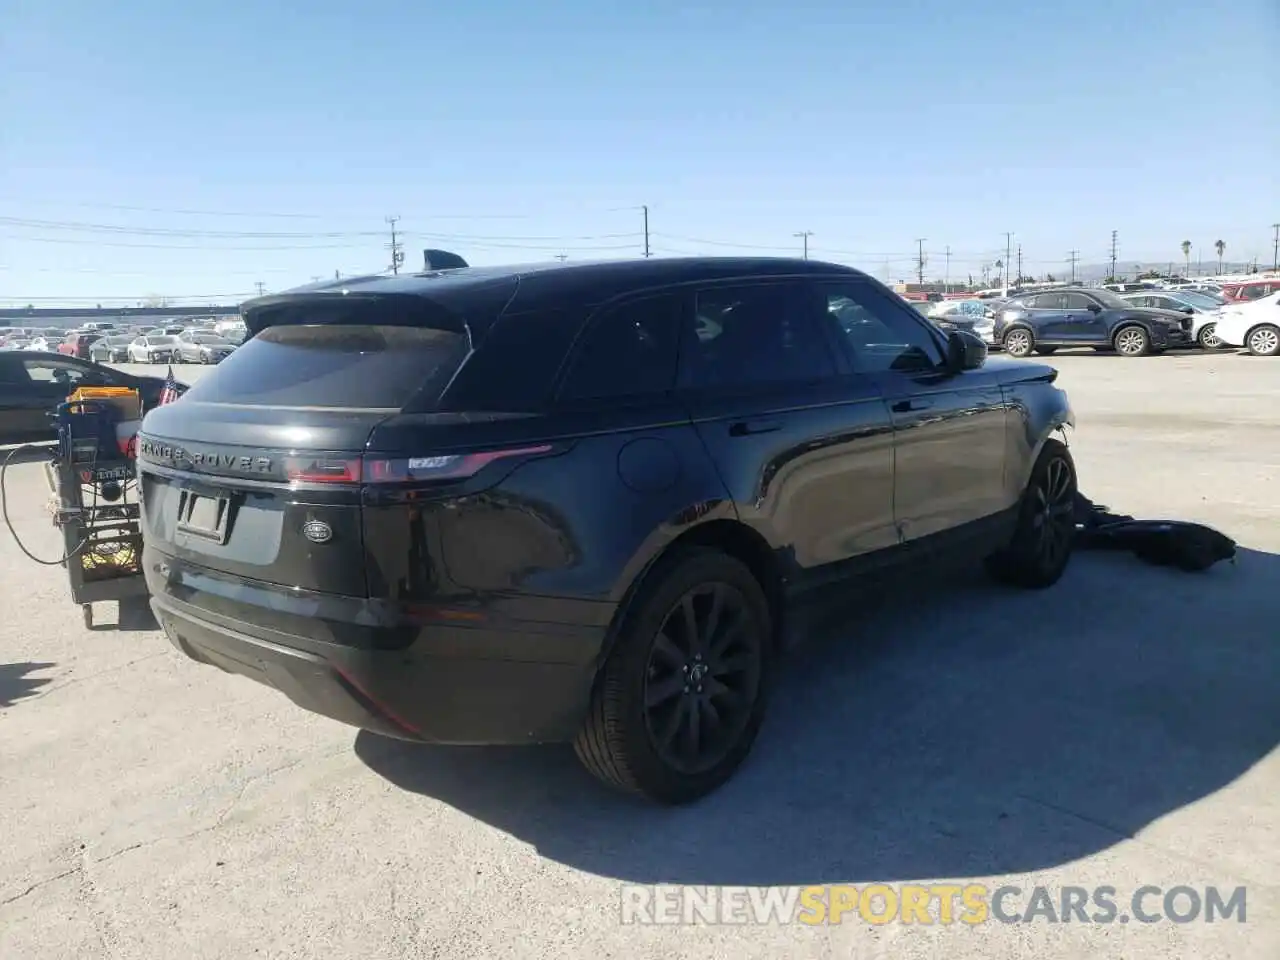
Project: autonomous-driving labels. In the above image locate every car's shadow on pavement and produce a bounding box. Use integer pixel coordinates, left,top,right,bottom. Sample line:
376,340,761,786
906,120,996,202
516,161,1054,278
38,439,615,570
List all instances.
0,661,56,708
355,547,1280,886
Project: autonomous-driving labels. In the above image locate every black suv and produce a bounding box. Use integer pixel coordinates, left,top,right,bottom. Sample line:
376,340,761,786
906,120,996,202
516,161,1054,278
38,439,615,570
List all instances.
994,287,1192,357
138,258,1076,803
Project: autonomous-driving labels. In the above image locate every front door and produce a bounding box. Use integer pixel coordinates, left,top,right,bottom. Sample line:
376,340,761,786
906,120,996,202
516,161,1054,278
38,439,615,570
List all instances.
678,280,897,576
813,278,1010,542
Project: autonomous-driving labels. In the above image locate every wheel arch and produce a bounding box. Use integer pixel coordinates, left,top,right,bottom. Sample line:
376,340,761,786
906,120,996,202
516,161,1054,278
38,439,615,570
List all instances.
1110,318,1153,344
597,517,786,671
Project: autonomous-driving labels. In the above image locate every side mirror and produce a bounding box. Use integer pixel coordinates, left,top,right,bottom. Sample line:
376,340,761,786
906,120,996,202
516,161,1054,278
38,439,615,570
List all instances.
946,330,988,372
1182,305,1196,314
1087,302,1103,313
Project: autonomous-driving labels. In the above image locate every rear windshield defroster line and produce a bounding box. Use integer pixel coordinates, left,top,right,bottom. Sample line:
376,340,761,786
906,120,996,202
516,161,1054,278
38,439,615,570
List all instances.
178,324,469,410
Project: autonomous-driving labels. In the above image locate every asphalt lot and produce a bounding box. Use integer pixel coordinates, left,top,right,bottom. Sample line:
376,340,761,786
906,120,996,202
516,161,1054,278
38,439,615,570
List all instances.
2,351,1277,959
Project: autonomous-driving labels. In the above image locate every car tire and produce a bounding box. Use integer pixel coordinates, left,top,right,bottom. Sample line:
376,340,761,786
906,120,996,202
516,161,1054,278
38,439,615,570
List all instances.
574,547,772,804
985,437,1077,590
1034,346,1058,356
1002,327,1034,358
1245,324,1280,357
1113,324,1151,357
1197,323,1222,349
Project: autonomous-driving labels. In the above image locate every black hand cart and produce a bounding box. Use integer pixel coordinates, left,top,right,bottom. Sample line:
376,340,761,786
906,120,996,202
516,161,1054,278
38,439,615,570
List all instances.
41,394,150,629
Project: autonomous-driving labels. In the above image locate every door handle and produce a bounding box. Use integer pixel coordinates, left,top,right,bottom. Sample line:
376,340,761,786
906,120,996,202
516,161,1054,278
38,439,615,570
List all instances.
728,419,782,437
891,399,933,413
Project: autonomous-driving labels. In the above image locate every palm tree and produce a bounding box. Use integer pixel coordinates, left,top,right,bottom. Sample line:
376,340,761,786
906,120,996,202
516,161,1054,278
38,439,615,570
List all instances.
1214,239,1226,274
1180,240,1191,276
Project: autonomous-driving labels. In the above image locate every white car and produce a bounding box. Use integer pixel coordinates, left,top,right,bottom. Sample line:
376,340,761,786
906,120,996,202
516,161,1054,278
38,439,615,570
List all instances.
25,337,53,352
1213,291,1280,356
127,334,180,363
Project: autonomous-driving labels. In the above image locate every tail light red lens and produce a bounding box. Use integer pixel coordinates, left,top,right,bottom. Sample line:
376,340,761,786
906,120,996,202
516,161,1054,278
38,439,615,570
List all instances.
284,457,363,484
283,444,553,486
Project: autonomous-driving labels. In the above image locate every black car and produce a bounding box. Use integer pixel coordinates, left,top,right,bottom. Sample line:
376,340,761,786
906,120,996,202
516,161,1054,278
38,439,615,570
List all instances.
0,353,181,445
994,287,1192,357
137,257,1076,803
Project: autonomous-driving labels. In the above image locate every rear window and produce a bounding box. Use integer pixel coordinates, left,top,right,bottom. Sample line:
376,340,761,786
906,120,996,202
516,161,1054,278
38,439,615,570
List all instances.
180,324,467,409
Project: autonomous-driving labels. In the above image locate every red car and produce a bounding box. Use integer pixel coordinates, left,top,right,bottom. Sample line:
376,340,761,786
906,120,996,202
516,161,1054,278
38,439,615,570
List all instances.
1221,278,1280,304
56,332,102,359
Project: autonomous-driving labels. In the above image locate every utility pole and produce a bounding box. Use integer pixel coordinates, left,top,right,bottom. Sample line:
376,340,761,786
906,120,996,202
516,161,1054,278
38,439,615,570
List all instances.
794,231,813,260
642,205,651,258
254,281,265,296
1002,232,1013,295
1067,250,1080,284
1016,244,1023,286
915,238,927,285
1272,223,1279,271
555,253,568,262
944,245,951,291
1109,229,1119,281
386,216,403,275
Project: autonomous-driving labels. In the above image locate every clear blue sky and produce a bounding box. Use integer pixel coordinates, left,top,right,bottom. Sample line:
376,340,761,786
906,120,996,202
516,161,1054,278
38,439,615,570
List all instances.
2,0,1277,305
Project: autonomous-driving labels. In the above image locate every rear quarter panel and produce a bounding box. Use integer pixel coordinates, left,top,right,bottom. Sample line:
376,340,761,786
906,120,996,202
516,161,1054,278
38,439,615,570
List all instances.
363,406,736,614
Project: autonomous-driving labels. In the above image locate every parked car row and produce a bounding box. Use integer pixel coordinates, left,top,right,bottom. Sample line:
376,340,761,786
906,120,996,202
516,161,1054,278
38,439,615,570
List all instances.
0,322,241,364
918,284,1277,357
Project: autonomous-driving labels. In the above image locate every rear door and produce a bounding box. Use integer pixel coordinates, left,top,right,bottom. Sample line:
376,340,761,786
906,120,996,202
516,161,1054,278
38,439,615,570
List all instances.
1026,293,1071,342
678,280,897,577
138,311,472,599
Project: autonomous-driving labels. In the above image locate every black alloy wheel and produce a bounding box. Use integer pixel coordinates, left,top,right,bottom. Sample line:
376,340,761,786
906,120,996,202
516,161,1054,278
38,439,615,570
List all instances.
575,549,771,804
985,438,1077,589
642,583,763,776
1027,453,1075,573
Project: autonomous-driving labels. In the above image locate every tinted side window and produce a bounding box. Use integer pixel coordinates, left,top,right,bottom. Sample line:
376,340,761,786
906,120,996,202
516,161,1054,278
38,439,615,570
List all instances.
445,306,582,411
820,282,945,374
558,295,681,401
681,283,835,389
1061,293,1093,310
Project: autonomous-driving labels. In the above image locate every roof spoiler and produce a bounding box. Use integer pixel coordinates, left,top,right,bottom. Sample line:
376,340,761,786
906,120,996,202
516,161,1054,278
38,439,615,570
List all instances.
422,248,469,271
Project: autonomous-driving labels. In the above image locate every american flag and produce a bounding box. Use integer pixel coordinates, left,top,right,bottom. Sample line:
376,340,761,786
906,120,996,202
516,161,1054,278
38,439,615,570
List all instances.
158,365,181,406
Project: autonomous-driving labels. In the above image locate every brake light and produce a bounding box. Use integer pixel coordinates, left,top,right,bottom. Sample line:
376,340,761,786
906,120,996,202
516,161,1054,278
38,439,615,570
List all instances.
364,444,553,484
285,457,363,484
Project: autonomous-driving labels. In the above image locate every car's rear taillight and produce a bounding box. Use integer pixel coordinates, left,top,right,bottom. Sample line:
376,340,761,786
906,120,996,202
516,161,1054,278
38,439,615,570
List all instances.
282,444,554,486
364,444,553,484
285,457,363,484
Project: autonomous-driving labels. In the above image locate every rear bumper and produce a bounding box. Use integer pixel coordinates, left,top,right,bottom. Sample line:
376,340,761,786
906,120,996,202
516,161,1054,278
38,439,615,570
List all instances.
149,559,610,745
